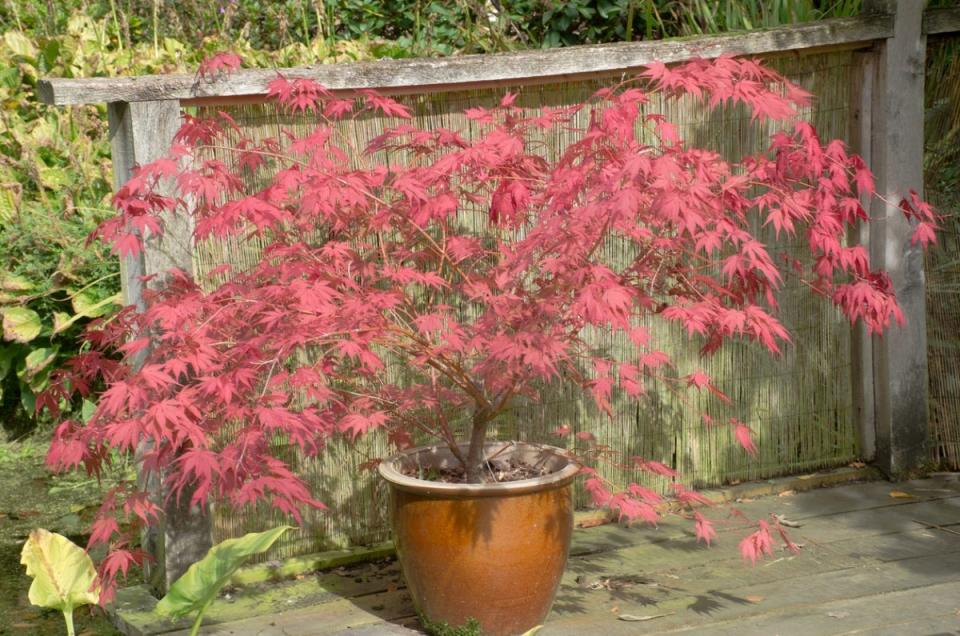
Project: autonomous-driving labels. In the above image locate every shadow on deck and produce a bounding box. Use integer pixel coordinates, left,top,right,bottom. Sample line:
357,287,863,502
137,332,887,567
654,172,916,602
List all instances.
112,471,960,636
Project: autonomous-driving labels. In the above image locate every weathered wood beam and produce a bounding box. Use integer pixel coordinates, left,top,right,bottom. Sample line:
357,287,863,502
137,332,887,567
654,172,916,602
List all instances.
864,0,929,477
108,99,212,595
848,51,876,462
923,7,960,35
37,15,894,106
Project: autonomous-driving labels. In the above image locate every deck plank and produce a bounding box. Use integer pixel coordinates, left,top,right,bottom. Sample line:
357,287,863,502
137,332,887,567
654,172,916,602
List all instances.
111,476,960,636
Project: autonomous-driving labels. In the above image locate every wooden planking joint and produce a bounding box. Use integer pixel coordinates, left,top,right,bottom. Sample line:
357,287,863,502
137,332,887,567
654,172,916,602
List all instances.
37,15,896,106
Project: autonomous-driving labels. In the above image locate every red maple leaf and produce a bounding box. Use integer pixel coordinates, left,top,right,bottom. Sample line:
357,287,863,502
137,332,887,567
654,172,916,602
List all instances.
733,421,759,456
739,520,774,564
196,52,242,79
693,511,717,545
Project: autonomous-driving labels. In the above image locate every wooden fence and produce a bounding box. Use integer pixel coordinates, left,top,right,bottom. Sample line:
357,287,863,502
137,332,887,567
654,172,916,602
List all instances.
37,1,960,592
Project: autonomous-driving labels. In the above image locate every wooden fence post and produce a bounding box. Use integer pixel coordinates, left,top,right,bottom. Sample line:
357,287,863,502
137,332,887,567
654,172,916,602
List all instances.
848,51,876,462
107,99,212,594
863,0,929,477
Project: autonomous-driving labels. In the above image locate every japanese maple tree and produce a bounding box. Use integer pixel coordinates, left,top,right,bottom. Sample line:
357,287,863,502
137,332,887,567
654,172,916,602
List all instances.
42,54,938,589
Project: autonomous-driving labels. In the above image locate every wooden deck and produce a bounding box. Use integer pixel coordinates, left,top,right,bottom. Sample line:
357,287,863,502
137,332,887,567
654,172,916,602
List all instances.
113,471,960,635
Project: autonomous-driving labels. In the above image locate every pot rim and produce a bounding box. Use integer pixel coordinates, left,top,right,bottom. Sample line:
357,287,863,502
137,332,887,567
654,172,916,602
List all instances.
378,441,580,497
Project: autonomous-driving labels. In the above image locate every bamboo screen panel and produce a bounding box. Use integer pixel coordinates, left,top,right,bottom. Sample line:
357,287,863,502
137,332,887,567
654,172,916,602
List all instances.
925,34,960,469
193,51,858,559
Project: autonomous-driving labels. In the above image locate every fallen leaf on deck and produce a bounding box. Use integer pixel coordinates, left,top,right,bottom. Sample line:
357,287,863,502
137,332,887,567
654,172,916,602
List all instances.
889,490,914,499
797,473,817,480
778,489,796,497
826,611,850,618
849,461,866,468
745,595,765,603
578,517,609,529
618,613,673,622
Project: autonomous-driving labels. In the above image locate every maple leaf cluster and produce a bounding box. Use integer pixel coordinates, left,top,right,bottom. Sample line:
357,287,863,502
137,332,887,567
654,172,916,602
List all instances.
41,55,937,592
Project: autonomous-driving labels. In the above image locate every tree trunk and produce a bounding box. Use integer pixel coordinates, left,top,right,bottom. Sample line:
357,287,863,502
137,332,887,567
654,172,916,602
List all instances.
464,410,489,483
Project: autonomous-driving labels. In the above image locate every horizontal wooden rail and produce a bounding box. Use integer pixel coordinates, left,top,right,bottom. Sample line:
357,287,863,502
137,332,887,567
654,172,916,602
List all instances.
38,14,897,106
924,6,960,35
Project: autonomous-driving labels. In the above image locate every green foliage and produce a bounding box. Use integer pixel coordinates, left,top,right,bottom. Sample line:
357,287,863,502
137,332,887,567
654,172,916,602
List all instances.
20,528,101,636
156,526,292,636
419,614,484,636
0,11,394,434
925,37,960,203
0,17,123,434
419,615,545,636
0,0,873,59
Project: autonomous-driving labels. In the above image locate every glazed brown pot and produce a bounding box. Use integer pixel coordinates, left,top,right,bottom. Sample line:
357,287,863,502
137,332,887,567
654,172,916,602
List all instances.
378,441,579,636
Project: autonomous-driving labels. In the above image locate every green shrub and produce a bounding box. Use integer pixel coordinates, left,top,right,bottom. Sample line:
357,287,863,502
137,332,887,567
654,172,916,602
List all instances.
0,13,398,434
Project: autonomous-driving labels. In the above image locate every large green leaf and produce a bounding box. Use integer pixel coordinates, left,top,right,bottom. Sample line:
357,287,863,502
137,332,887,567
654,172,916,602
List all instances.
37,165,71,190
81,398,96,423
0,273,32,292
157,526,291,630
53,311,72,334
51,291,122,335
1,306,42,342
0,188,17,225
19,381,35,414
28,119,54,148
0,345,17,380
20,529,100,636
71,290,121,320
17,346,58,391
3,32,37,59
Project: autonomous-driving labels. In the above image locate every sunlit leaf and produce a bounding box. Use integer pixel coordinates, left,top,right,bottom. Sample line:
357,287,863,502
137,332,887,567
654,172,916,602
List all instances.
53,311,72,334
0,273,32,292
37,165,71,190
71,290,121,320
2,306,42,342
0,188,17,225
3,32,37,59
20,529,100,636
28,119,54,147
17,346,58,391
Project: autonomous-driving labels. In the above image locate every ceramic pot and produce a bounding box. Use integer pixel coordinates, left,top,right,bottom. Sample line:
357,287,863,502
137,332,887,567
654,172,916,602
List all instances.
378,441,579,636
